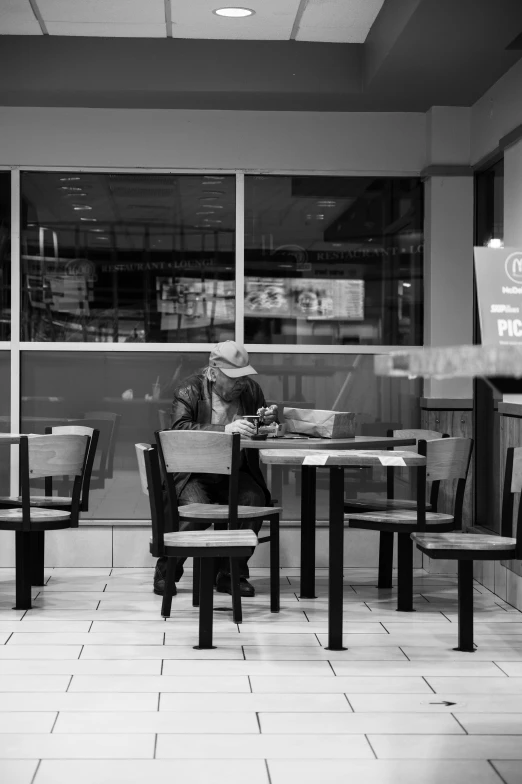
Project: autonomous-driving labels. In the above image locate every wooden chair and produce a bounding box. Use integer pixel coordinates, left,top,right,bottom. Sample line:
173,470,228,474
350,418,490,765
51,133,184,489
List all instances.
0,425,99,585
412,446,522,652
83,411,120,480
136,442,258,649
345,437,473,611
155,429,282,620
344,429,448,589
0,434,90,609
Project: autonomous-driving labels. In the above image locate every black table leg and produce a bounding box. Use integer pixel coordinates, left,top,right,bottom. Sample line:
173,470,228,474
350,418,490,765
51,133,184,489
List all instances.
300,466,317,598
31,531,45,586
456,559,475,652
195,558,216,650
15,532,32,610
397,532,414,612
377,531,394,589
327,466,347,651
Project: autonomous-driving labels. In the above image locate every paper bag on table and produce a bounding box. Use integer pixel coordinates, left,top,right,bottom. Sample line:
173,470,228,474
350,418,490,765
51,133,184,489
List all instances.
283,408,356,439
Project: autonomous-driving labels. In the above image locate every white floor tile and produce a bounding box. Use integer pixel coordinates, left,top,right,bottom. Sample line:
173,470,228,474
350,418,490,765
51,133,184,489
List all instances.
370,734,522,759
0,761,39,784
160,692,352,712
260,711,463,734
403,646,522,660
0,675,71,692
80,645,244,660
349,693,522,713
490,761,522,784
34,759,270,784
6,621,92,632
0,692,158,711
155,733,373,759
331,660,504,676
243,645,406,660
165,633,320,646
0,645,82,659
8,633,165,646
267,759,503,784
54,710,259,734
0,733,155,759
425,677,522,693
493,662,522,675
456,713,522,734
0,712,56,732
0,660,161,675
250,676,432,694
162,660,334,676
69,675,250,693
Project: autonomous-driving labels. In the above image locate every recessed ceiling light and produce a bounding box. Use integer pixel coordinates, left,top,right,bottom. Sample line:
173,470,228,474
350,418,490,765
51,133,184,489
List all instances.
213,7,255,18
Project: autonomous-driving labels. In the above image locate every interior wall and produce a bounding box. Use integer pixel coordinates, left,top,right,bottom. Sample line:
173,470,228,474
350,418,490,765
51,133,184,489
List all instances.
0,107,426,173
471,57,522,165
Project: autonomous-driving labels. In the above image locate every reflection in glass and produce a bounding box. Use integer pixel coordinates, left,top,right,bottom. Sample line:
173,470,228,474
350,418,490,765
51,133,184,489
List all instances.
0,173,10,340
0,352,10,495
21,352,207,519
20,173,236,342
254,353,422,521
245,175,423,346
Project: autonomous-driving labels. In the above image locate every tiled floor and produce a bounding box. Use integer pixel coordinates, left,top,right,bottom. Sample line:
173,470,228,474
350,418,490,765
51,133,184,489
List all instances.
1,566,522,784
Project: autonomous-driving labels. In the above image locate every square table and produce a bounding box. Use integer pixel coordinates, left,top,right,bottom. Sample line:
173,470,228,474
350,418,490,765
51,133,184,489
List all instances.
259,447,426,650
242,435,416,599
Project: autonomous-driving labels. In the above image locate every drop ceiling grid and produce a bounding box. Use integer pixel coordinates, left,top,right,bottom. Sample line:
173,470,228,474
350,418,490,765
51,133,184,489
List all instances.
297,0,387,43
169,0,302,41
0,0,43,35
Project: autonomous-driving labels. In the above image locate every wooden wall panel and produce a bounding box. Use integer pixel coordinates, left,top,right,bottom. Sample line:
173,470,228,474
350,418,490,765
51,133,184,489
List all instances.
500,414,522,578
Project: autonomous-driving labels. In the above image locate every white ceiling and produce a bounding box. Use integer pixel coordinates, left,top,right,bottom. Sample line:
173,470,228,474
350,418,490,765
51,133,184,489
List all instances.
0,0,386,41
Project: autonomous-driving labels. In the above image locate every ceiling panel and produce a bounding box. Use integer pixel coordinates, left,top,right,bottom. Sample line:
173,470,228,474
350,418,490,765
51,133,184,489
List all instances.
37,0,166,25
0,0,42,35
297,0,386,43
45,22,167,37
170,0,301,40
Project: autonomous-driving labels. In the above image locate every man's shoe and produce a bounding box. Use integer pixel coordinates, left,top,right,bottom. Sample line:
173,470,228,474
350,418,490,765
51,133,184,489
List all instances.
153,565,177,597
215,571,255,597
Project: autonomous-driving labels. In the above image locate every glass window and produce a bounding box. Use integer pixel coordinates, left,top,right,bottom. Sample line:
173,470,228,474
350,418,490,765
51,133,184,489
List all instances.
0,351,10,495
0,172,10,340
20,173,236,343
245,175,423,346
250,353,422,521
21,351,207,519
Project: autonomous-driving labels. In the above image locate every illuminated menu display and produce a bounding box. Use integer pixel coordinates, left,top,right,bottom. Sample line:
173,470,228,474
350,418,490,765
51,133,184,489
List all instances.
245,277,364,321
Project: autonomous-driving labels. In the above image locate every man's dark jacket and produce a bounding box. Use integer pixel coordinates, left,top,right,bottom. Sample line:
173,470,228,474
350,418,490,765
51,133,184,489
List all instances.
169,371,271,504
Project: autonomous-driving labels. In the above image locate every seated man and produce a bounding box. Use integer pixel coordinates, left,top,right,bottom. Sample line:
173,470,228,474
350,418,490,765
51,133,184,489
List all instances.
153,340,277,598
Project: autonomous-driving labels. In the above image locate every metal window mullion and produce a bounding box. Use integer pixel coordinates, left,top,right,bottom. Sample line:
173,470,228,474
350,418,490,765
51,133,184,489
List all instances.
10,169,20,496
235,172,245,345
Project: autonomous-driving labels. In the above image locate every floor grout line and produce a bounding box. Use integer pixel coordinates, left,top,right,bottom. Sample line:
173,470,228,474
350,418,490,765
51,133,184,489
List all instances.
30,759,41,784
488,759,510,784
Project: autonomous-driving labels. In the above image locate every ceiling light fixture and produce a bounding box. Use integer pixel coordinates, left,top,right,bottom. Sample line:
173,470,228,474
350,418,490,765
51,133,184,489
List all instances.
213,7,255,18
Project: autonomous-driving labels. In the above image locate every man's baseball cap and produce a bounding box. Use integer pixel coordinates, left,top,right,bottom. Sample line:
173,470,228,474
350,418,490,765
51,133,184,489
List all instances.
209,341,257,379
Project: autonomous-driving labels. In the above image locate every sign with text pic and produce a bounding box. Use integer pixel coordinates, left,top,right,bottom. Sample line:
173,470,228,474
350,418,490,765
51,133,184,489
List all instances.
474,247,522,345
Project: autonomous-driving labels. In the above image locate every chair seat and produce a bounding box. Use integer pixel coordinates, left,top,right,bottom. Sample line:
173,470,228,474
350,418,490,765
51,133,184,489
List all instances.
347,509,454,529
0,508,71,523
158,530,258,548
344,498,432,512
0,496,72,507
412,532,517,552
179,503,281,520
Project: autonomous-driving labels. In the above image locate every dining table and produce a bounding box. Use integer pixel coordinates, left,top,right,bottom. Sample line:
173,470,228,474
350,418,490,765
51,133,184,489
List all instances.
259,446,426,651
241,434,416,600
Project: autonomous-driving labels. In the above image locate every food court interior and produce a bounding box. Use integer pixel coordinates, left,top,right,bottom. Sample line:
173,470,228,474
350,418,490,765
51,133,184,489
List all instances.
2,1,522,782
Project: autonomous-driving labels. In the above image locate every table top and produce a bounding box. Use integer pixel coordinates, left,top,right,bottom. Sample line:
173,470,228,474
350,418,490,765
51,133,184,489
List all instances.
240,435,416,451
0,434,21,444
259,448,426,466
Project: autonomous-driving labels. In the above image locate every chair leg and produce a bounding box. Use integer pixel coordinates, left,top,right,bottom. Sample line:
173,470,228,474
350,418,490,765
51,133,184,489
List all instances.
31,531,45,586
192,558,200,607
377,531,394,589
270,514,280,613
15,532,32,610
456,559,475,652
195,558,216,650
161,558,177,618
397,533,414,612
230,557,242,624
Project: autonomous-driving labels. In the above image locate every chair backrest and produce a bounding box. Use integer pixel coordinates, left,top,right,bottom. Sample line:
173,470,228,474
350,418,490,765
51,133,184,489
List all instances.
19,434,89,531
46,425,100,512
501,447,522,556
155,429,242,530
361,421,402,437
418,436,473,530
83,411,120,478
386,429,448,509
135,442,165,555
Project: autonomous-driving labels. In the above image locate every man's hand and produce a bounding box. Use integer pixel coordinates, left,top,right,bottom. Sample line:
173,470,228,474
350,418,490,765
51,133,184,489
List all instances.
225,419,257,437
257,405,278,425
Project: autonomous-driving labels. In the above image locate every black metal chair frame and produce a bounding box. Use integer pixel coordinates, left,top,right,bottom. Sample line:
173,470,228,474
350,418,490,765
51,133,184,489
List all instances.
413,446,522,652
142,442,257,649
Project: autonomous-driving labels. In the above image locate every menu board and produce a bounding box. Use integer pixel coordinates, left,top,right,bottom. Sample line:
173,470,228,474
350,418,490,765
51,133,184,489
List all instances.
245,277,364,320
474,248,522,345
